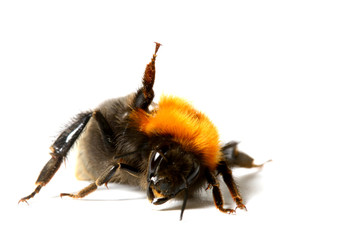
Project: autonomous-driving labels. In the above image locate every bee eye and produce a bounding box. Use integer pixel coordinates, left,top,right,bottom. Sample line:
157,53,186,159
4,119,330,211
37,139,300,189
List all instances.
148,147,169,180
154,152,161,161
149,151,162,174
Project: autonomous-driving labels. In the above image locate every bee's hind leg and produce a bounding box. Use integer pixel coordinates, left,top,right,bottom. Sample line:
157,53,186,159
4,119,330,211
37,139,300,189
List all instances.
18,112,93,204
18,110,117,203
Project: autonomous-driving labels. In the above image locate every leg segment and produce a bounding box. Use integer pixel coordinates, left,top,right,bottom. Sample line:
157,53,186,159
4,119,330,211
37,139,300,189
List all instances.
221,141,269,168
60,164,119,199
19,110,119,203
60,183,98,199
217,161,247,211
205,169,236,214
133,42,161,110
19,112,93,203
60,162,141,199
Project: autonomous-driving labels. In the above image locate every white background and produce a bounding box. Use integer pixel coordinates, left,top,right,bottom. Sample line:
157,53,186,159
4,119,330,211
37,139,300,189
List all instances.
1,0,359,239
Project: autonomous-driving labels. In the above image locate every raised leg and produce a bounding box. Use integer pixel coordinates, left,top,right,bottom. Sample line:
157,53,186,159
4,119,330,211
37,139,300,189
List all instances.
19,112,93,204
205,169,236,214
133,42,161,110
217,160,247,211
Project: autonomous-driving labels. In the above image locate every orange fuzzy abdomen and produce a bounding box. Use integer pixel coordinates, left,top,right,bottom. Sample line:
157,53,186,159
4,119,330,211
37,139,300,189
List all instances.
130,95,221,171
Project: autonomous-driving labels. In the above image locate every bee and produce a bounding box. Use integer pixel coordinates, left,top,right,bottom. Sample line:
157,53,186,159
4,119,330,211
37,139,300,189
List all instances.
19,43,268,220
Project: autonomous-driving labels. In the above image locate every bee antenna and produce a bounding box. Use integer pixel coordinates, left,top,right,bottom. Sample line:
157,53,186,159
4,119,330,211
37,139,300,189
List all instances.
180,176,189,221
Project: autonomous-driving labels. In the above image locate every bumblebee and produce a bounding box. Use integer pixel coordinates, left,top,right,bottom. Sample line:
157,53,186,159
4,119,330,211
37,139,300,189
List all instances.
19,43,267,220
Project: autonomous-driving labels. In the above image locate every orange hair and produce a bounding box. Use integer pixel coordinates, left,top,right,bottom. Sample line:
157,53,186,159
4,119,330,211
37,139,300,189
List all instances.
130,95,221,170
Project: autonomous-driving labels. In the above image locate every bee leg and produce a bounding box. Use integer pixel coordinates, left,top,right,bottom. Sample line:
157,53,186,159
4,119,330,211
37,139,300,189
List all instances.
217,160,247,211
205,169,236,214
133,42,161,110
60,164,119,199
221,141,271,168
18,112,93,204
60,162,141,198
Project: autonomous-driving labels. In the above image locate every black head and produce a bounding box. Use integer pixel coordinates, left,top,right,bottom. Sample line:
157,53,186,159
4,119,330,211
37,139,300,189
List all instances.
146,144,200,220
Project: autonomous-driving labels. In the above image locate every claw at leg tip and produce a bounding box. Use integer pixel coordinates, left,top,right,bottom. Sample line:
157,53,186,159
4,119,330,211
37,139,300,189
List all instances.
18,199,29,205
